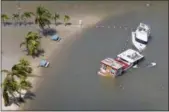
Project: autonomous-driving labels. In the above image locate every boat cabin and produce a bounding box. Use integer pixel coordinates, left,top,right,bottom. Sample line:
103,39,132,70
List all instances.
98,58,123,77
137,23,150,34
117,49,144,65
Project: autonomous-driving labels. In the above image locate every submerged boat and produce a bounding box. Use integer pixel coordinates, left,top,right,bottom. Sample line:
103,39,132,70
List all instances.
132,23,151,52
98,49,144,78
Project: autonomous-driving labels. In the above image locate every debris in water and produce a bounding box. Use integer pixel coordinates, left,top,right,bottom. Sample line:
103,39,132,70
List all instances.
146,3,150,7
119,84,124,90
133,65,138,68
160,84,164,89
114,26,116,28
147,62,156,68
79,20,82,27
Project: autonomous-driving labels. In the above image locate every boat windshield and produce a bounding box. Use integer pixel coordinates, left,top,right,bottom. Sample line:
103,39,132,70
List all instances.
119,58,129,64
135,37,148,45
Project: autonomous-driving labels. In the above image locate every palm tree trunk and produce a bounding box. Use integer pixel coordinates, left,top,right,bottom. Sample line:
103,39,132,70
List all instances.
48,24,50,28
14,18,17,26
54,19,56,25
3,90,10,106
24,19,27,26
2,19,5,26
18,89,24,102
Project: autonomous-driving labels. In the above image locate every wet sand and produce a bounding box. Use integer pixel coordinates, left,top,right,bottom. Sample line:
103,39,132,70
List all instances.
1,1,168,111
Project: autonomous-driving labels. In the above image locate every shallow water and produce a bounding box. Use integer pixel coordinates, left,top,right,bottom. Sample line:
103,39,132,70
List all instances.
19,2,168,111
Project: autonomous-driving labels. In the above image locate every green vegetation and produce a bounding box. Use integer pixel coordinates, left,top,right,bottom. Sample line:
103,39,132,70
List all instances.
20,31,41,57
35,6,52,29
53,13,60,25
2,5,71,107
12,13,20,24
1,58,33,106
64,15,70,26
21,12,34,25
1,14,10,25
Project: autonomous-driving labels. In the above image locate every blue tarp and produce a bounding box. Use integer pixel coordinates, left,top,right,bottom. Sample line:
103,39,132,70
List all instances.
51,34,59,41
40,60,47,66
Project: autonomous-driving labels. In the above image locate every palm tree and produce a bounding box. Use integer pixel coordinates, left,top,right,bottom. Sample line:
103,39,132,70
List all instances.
1,75,19,106
1,69,17,78
1,14,10,26
53,13,60,25
19,58,30,67
17,58,33,76
12,13,20,25
21,12,34,25
35,6,52,30
20,31,41,57
3,88,10,106
64,15,70,26
18,77,32,101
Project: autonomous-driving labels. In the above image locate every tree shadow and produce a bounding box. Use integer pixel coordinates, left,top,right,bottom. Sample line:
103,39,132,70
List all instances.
23,90,36,100
6,91,36,107
55,22,63,26
42,28,57,37
65,22,72,26
32,48,45,58
27,22,34,26
2,22,13,26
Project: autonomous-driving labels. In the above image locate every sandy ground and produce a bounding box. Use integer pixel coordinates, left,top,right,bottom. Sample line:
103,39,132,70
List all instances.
1,1,107,111
1,14,103,111
1,1,160,111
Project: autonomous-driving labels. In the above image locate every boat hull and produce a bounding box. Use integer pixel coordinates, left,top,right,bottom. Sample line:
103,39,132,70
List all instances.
132,32,146,52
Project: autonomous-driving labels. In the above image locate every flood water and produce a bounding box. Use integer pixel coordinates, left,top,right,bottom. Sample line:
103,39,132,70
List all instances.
23,2,168,111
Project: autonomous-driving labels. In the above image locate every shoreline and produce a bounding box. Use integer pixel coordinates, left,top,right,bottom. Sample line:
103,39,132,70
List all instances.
2,15,105,111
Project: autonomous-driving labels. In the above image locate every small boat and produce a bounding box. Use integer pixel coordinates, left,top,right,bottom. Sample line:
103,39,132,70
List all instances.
132,23,151,52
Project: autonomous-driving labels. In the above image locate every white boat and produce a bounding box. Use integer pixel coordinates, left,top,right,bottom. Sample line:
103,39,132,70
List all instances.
132,23,151,52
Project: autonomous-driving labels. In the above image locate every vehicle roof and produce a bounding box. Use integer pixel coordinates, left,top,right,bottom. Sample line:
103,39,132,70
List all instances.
117,49,144,63
101,58,123,70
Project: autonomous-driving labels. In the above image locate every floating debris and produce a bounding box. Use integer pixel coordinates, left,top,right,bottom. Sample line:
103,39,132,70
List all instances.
119,84,124,90
146,3,150,7
133,64,138,68
108,26,110,28
147,62,156,68
113,26,116,28
160,84,164,89
124,27,128,30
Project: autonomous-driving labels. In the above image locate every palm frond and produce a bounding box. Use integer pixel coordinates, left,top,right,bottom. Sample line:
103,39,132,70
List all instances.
20,42,26,48
1,70,10,74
